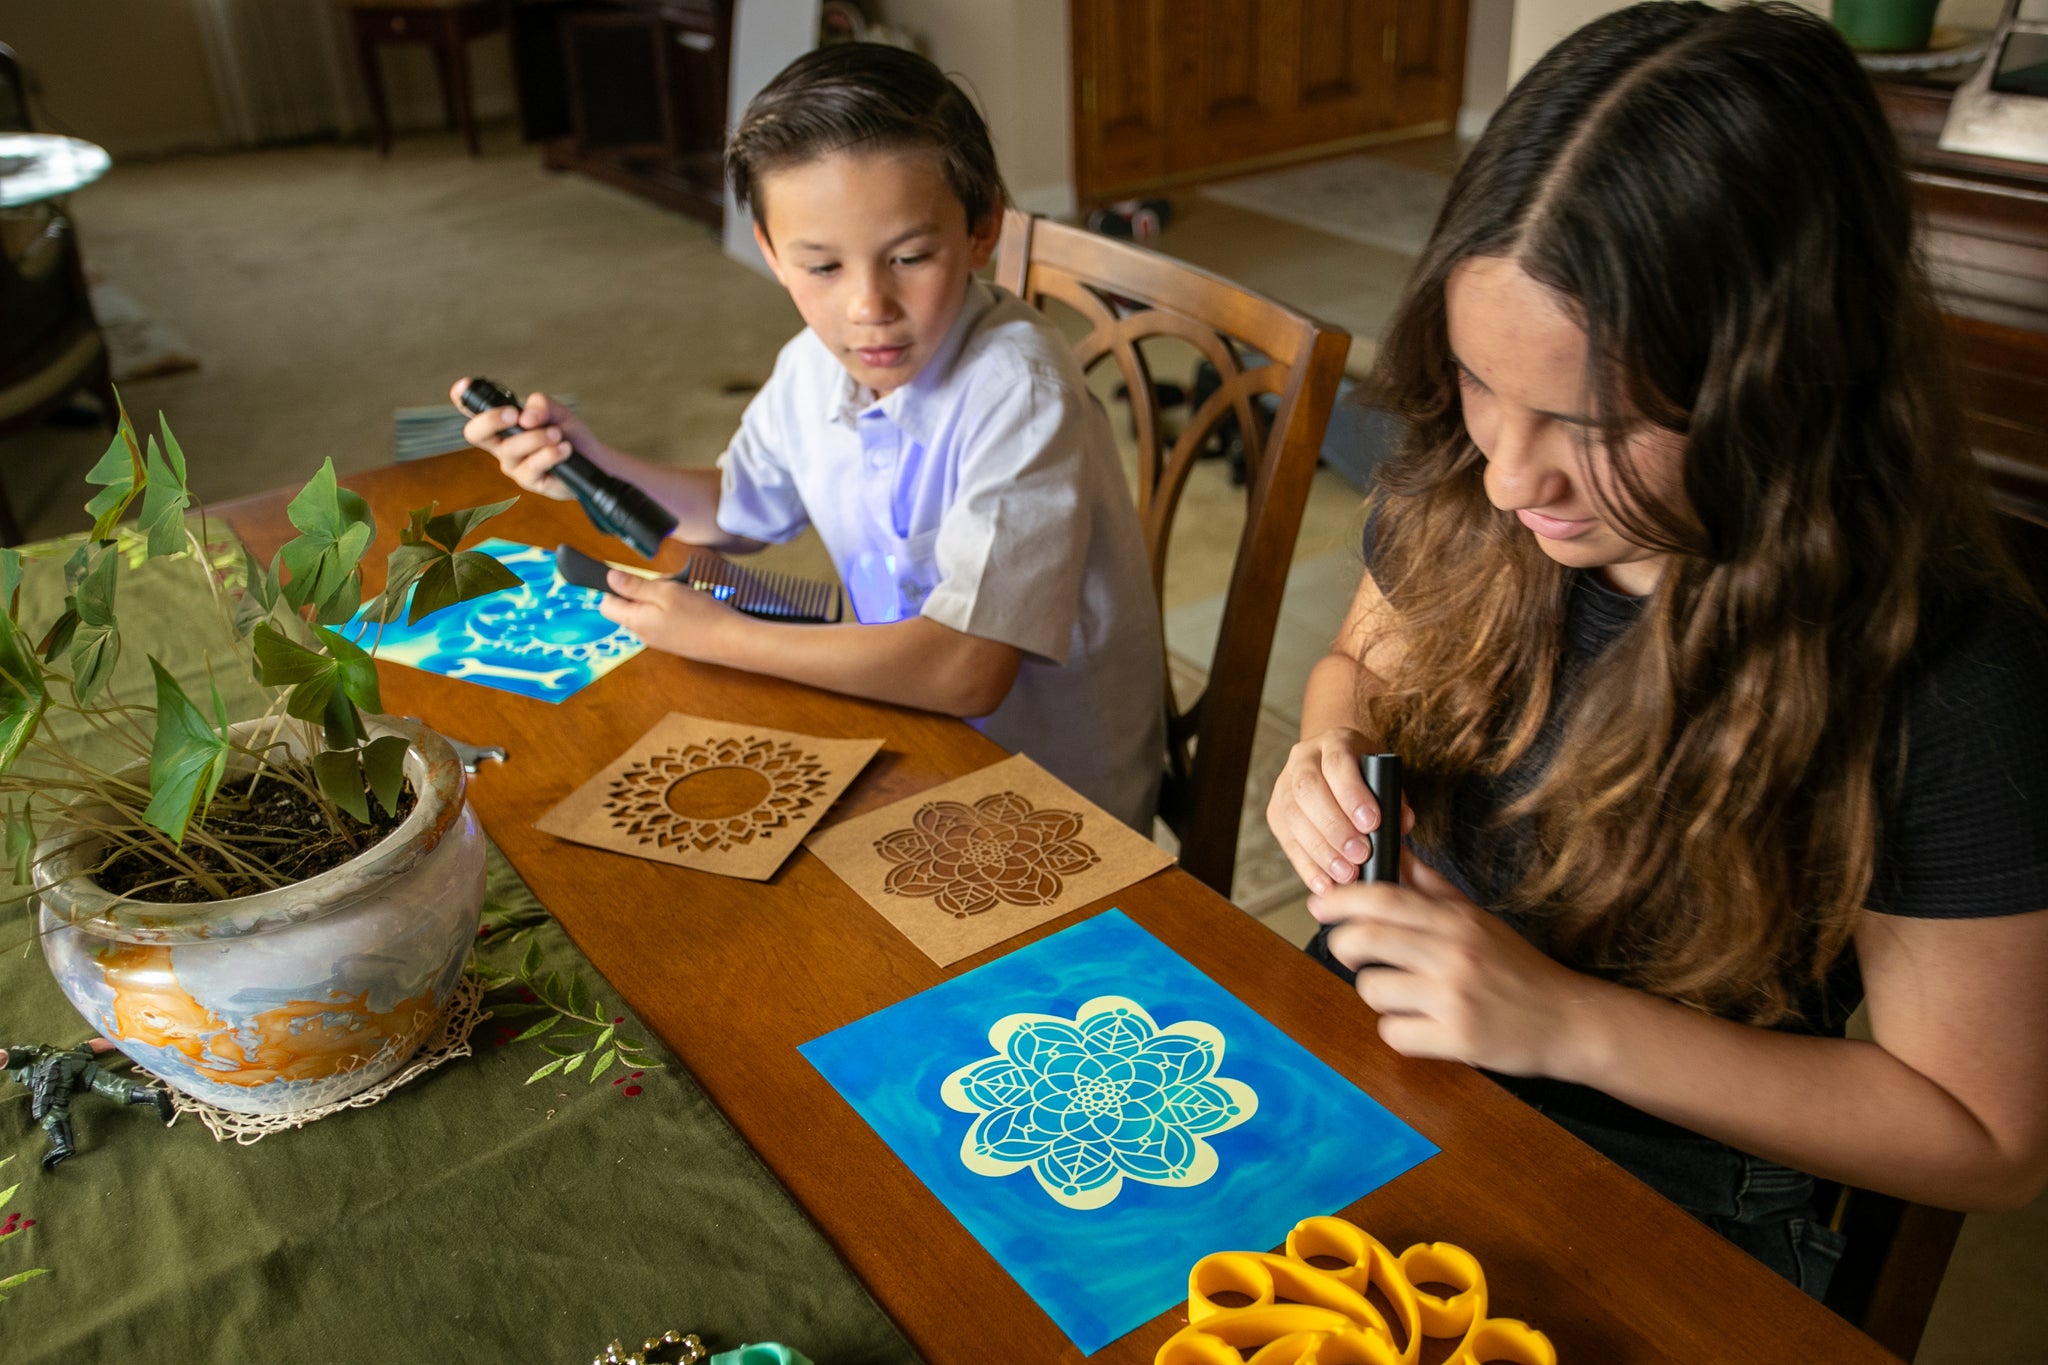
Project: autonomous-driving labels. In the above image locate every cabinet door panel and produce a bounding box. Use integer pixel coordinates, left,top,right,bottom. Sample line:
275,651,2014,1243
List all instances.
1073,0,1172,197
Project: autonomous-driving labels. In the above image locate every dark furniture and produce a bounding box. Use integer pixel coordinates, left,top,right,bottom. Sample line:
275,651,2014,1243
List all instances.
1873,67,2048,523
346,0,507,157
220,453,1909,1365
0,43,114,546
995,209,1351,898
508,0,733,225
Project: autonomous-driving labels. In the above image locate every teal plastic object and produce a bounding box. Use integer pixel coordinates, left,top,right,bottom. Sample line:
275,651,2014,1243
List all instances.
710,1347,814,1365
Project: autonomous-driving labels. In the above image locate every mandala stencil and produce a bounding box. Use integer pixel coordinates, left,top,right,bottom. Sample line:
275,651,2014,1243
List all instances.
536,714,880,881
876,791,1100,918
940,995,1257,1210
604,737,832,853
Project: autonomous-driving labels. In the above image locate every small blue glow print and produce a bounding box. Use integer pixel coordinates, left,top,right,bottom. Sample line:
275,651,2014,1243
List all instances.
346,539,645,703
800,910,1437,1354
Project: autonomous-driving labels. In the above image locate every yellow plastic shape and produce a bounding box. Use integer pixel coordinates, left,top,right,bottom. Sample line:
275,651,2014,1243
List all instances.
1154,1214,1557,1365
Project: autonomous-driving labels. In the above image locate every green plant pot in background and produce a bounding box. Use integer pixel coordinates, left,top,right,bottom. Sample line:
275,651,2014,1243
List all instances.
1832,0,1941,51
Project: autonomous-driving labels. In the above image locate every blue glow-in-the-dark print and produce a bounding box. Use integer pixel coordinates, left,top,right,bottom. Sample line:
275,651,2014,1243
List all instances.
346,539,645,702
800,909,1438,1355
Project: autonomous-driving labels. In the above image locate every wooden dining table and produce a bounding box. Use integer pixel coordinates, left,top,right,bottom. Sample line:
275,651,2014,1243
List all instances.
222,450,1902,1365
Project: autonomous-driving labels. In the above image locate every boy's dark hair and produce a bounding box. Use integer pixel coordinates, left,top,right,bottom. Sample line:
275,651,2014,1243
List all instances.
726,43,1008,237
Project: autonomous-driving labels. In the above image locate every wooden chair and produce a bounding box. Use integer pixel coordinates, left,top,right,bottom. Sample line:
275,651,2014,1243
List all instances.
994,209,1350,897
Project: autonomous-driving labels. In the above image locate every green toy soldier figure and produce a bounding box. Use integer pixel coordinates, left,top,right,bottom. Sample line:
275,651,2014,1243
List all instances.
1,1039,175,1170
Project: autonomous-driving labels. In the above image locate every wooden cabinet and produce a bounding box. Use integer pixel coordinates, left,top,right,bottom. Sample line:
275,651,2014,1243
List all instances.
509,0,733,225
1872,70,2048,529
1071,0,1465,201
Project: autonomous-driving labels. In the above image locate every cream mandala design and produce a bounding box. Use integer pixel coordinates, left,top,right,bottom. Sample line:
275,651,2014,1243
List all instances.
603,737,831,853
874,791,1099,918
940,995,1258,1210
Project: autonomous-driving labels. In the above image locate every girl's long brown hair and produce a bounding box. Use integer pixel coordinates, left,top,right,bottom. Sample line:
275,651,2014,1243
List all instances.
1367,2,2020,1024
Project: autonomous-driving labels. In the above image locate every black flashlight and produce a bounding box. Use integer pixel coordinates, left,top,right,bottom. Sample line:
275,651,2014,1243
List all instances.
1360,752,1401,885
458,377,678,559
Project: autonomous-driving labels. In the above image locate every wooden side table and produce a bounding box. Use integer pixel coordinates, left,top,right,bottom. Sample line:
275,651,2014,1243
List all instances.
346,0,505,157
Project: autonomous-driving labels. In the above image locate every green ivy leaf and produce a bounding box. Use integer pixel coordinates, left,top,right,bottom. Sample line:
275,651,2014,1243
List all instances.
359,543,441,626
74,544,116,627
594,1024,615,1051
406,549,520,626
83,406,145,541
143,658,229,842
0,620,48,773
562,1052,585,1075
361,734,409,817
33,607,76,665
0,547,20,618
311,749,370,824
278,460,375,615
312,626,381,714
67,546,121,703
567,974,591,1018
587,1047,616,1084
524,1058,565,1085
421,496,517,552
519,940,541,978
69,624,119,705
137,434,193,559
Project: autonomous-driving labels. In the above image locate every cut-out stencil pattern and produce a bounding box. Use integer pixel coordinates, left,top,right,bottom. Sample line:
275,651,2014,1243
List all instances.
606,736,832,853
537,714,880,881
942,995,1256,1209
346,539,643,702
800,910,1438,1355
805,754,1174,965
877,791,1099,918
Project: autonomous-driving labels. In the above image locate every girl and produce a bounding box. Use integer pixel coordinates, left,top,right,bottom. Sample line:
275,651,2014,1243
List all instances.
1267,1,2048,1295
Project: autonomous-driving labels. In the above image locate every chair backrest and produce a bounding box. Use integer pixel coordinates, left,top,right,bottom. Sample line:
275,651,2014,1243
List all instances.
995,209,1350,896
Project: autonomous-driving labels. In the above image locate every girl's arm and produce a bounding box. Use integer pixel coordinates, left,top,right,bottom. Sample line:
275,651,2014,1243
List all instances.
1317,858,2048,1211
597,570,1022,717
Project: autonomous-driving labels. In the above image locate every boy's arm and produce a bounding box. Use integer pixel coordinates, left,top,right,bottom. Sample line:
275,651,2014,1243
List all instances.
453,381,762,552
599,572,1022,717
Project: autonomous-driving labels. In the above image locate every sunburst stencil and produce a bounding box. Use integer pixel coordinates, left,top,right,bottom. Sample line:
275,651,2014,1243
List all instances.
536,714,881,880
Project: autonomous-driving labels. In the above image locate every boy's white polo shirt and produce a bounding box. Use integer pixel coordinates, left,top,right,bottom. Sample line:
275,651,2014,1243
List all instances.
715,281,1165,830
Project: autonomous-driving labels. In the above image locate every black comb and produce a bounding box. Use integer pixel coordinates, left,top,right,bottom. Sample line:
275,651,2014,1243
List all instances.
681,552,843,624
553,545,843,624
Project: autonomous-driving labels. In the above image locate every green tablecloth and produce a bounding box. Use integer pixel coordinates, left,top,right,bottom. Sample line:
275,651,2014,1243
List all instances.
0,530,919,1363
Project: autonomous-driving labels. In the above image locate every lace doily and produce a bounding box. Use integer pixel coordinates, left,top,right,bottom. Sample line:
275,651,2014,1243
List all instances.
159,971,490,1144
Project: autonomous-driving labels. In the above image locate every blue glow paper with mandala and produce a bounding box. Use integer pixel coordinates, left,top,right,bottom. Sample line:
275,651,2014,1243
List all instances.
799,909,1437,1354
345,539,644,702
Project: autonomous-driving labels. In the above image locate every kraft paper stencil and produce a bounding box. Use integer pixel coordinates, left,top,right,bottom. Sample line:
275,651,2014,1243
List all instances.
806,753,1174,965
347,539,643,702
800,910,1437,1354
536,713,881,880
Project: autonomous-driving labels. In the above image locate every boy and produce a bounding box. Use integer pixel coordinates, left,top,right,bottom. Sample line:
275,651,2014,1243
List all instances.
454,44,1164,829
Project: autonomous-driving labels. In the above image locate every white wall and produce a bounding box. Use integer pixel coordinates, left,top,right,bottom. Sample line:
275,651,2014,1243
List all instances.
1462,0,1516,136
880,0,1074,216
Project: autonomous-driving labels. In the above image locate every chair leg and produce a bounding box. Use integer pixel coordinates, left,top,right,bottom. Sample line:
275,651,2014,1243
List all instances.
353,26,393,156
445,20,481,157
0,478,21,548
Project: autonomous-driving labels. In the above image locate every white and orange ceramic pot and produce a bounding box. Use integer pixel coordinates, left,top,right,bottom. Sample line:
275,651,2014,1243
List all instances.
34,719,485,1115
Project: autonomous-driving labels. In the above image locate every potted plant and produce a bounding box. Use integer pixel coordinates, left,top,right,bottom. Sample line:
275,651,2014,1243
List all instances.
3,403,521,1115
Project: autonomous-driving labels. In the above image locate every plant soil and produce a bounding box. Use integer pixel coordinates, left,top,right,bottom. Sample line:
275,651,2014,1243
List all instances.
97,771,417,903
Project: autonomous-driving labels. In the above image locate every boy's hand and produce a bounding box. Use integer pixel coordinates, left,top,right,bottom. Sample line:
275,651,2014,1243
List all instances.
596,569,736,659
448,379,590,502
